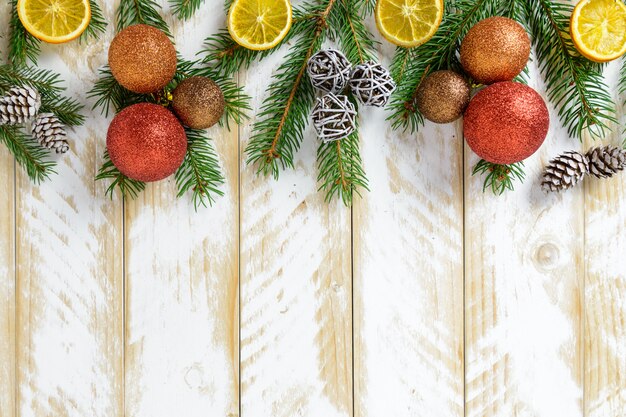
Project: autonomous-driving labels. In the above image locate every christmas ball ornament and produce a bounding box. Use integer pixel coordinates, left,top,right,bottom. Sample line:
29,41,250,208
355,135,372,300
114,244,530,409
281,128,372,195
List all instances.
311,93,357,142
416,70,470,124
463,81,549,165
349,61,396,107
460,17,530,85
107,103,187,182
307,49,352,94
172,76,225,129
108,24,177,94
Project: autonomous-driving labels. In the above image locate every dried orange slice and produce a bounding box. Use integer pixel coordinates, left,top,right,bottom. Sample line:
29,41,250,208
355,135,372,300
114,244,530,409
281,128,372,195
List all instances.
17,0,91,44
570,0,626,62
228,0,292,51
375,0,443,48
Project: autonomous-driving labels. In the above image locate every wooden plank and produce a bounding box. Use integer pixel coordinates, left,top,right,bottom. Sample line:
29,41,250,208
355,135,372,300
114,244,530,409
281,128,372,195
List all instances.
14,47,124,416
0,4,16,416
123,11,239,417
584,61,626,417
464,71,584,416
352,52,464,417
239,53,353,417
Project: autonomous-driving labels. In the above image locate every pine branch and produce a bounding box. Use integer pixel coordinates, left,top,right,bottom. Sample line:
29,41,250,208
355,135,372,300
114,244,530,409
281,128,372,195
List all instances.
81,0,108,40
472,159,525,195
117,0,170,35
87,66,147,116
8,0,40,67
170,0,205,20
175,129,225,210
0,64,85,126
330,0,377,64
95,150,146,199
388,0,501,132
389,47,414,86
317,130,369,206
245,0,335,178
0,125,56,183
526,0,616,140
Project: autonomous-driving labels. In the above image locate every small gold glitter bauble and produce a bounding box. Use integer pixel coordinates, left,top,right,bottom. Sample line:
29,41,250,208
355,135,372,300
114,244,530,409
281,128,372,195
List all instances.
460,17,530,85
171,76,225,129
108,24,177,94
416,70,471,124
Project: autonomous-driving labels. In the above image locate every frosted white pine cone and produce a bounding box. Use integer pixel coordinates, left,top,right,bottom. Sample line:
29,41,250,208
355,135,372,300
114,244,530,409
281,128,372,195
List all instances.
31,113,69,154
0,86,41,125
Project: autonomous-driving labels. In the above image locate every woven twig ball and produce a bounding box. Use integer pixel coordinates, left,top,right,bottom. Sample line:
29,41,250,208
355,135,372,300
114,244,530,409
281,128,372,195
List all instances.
349,61,396,107
311,93,357,142
307,49,353,94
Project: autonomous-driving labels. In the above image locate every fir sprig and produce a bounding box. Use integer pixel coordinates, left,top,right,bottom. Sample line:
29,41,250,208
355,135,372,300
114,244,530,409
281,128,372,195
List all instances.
81,0,108,41
472,159,525,195
331,0,377,64
87,66,146,117
0,125,57,183
8,0,40,67
387,0,501,132
0,64,84,126
175,129,225,209
117,0,170,35
170,0,205,20
317,130,369,205
96,150,146,199
525,0,616,140
245,0,333,178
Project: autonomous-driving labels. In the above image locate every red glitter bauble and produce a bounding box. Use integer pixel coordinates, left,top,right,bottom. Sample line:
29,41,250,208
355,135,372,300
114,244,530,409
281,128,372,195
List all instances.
464,82,549,164
107,103,187,182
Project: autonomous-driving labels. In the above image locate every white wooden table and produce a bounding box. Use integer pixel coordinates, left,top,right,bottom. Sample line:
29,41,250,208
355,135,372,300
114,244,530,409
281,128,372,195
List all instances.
1,1,625,416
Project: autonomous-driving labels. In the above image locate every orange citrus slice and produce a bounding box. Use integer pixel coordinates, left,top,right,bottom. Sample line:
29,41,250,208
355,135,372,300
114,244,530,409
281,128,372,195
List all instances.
570,0,626,62
17,0,91,44
228,0,292,51
375,0,443,48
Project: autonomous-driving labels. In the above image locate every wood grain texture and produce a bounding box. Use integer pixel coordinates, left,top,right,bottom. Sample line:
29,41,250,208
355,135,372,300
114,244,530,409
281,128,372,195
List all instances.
0,4,16,417
239,52,352,417
584,60,626,417
123,9,240,417
353,47,464,417
464,67,584,417
14,35,124,417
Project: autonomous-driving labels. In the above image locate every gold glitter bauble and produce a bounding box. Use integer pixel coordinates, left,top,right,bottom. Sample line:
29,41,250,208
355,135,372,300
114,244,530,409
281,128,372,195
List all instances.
416,70,470,124
108,24,177,94
460,17,530,85
172,76,225,129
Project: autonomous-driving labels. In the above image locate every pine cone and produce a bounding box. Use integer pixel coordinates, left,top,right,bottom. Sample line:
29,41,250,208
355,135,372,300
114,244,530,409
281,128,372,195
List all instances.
586,146,626,179
31,113,69,154
0,86,41,125
541,150,589,192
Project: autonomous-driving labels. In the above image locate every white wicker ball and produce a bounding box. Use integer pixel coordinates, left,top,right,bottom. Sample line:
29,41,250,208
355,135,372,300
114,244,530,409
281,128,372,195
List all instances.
311,93,357,142
307,49,353,94
349,61,396,107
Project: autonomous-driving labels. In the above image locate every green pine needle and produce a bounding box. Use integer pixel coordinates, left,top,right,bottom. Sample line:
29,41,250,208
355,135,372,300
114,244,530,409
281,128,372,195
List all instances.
8,0,40,67
387,0,501,132
330,0,377,64
175,129,225,210
170,0,205,20
526,0,616,140
87,66,147,117
96,150,146,200
0,125,57,183
117,0,170,35
317,131,369,206
245,1,330,178
472,159,526,195
81,0,108,41
0,64,85,126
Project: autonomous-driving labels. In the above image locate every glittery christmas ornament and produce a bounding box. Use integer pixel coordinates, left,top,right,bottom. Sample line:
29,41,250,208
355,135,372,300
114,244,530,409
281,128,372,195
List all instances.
416,70,471,123
349,61,396,107
108,24,177,94
463,81,549,165
311,93,357,142
172,76,225,129
107,103,187,182
307,49,352,94
460,17,530,85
